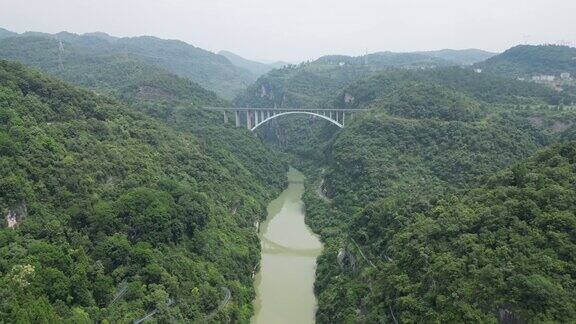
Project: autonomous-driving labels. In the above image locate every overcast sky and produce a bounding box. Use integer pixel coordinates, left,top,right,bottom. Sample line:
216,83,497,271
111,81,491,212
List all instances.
1,0,575,62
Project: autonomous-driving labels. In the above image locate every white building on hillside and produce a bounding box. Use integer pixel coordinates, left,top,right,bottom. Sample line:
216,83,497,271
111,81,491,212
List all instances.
532,75,555,82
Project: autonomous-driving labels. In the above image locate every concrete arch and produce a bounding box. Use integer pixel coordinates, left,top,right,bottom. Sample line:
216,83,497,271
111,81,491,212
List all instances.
251,111,343,131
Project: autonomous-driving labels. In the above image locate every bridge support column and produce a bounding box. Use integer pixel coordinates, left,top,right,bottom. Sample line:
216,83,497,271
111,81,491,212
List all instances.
255,110,259,126
235,111,240,127
223,111,228,124
342,112,345,126
247,111,252,129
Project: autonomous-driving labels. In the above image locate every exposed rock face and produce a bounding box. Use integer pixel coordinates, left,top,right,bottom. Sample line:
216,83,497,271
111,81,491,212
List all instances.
344,92,355,104
337,247,356,270
497,308,524,324
135,86,174,101
5,202,27,228
259,84,276,100
527,116,543,127
552,120,571,133
527,117,572,133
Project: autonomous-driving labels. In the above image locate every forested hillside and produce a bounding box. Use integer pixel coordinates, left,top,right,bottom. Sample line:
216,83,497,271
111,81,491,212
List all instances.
237,61,574,169
0,29,291,210
0,60,286,322
0,29,255,99
317,142,576,322
1,36,221,103
475,45,576,78
274,62,576,322
234,52,471,110
233,52,458,157
336,67,572,106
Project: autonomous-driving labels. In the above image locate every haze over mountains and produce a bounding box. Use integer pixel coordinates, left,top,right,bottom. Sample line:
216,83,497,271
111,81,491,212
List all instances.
0,27,254,99
218,50,290,77
0,27,503,100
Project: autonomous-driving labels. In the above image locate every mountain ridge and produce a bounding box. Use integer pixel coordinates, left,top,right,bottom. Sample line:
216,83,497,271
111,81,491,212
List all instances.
0,28,256,99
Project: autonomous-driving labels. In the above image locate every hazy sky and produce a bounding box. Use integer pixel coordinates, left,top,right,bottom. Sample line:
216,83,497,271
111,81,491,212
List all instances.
1,0,575,62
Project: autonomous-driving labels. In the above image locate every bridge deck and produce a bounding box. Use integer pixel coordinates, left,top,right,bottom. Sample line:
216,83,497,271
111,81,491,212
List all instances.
202,107,368,112
202,106,368,130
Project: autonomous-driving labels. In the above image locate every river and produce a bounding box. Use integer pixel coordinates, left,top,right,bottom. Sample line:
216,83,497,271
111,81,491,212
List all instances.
251,167,323,324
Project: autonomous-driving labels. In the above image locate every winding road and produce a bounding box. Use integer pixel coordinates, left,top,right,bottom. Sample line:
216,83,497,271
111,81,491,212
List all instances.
204,287,231,321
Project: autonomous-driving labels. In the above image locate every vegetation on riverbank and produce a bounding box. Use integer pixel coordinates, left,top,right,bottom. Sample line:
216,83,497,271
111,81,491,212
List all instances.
0,60,287,322
264,48,576,322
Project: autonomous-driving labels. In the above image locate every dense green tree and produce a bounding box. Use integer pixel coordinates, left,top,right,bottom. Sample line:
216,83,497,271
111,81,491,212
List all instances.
0,60,287,321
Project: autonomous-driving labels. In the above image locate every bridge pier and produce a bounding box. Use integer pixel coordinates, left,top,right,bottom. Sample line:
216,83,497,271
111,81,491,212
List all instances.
223,111,228,124
235,111,240,127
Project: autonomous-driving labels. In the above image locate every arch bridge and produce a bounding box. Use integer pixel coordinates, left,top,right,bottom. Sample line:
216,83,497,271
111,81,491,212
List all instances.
202,107,368,131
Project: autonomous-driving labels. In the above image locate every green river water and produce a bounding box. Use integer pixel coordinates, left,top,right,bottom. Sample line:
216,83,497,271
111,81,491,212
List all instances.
251,168,323,324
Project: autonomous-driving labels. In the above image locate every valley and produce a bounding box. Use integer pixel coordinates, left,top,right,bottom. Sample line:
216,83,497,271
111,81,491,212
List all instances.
0,24,575,323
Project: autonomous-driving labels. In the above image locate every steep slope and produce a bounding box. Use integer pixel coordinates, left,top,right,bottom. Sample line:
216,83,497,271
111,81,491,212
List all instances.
323,95,554,207
345,142,576,322
475,44,576,78
0,36,225,105
0,28,17,40
0,34,289,199
0,29,254,99
235,62,366,109
0,60,286,322
237,63,573,169
235,52,461,109
111,36,255,99
286,64,576,322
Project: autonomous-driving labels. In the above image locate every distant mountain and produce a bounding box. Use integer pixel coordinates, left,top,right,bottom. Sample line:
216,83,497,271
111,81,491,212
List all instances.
219,50,283,76
414,48,497,65
335,67,566,108
316,51,455,69
475,44,576,77
236,51,458,109
315,50,494,67
268,60,292,69
83,31,119,42
0,35,230,117
0,29,254,99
